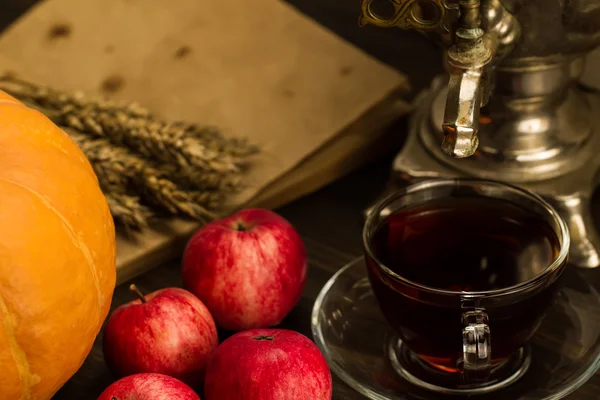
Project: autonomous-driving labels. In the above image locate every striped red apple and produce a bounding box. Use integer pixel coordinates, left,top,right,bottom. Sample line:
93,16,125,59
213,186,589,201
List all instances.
204,329,332,400
102,286,218,388
181,208,308,331
97,373,200,400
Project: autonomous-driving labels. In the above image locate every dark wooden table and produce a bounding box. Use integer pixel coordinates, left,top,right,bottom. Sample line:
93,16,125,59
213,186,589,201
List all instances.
52,151,600,400
3,1,600,399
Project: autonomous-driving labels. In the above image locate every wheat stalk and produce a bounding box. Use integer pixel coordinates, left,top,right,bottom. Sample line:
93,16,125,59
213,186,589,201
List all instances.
0,76,258,184
0,75,258,232
105,192,153,234
69,130,219,223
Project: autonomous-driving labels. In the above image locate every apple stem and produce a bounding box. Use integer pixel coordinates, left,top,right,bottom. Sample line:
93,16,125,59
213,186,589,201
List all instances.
253,335,275,341
129,284,146,303
236,222,248,231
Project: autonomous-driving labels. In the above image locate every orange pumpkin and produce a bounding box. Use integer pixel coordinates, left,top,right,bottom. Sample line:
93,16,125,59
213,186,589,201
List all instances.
0,90,116,399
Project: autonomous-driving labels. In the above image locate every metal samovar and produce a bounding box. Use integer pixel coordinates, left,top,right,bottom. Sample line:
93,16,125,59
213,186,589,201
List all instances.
361,0,600,268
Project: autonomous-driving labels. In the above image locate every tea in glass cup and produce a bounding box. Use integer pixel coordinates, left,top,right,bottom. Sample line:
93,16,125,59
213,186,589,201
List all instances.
363,179,569,393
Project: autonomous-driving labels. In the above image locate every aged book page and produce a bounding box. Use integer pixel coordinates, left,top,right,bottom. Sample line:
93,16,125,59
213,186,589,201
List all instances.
0,0,410,282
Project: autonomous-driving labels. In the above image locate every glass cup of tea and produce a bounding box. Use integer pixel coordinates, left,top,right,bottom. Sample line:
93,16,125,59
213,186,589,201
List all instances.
363,178,570,394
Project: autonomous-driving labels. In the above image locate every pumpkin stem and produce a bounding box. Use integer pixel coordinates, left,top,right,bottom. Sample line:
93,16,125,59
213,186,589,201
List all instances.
129,284,147,303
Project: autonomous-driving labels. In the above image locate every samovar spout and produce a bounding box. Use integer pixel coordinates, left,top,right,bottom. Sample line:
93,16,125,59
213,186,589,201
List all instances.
442,2,490,158
360,0,520,158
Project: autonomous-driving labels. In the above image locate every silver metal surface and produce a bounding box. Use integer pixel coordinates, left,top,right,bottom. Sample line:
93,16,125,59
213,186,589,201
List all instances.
388,83,600,269
441,0,520,158
360,0,600,268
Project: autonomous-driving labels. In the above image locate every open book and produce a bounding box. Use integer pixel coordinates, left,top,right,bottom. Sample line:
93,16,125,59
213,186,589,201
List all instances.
0,0,411,283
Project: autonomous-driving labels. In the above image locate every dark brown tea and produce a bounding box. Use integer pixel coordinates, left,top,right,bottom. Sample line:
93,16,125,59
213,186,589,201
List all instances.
365,196,564,372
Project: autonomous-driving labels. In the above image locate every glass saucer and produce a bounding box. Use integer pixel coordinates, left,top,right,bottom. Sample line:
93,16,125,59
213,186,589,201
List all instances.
311,257,600,399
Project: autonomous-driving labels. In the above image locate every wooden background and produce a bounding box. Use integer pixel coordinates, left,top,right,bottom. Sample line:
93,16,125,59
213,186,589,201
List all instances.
2,1,600,399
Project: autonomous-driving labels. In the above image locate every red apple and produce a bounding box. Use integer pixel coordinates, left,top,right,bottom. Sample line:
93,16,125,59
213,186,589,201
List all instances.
182,208,307,331
102,285,218,388
97,373,201,400
204,329,332,399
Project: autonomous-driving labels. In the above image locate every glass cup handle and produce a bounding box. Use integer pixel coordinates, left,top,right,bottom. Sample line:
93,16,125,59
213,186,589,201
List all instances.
461,308,491,383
